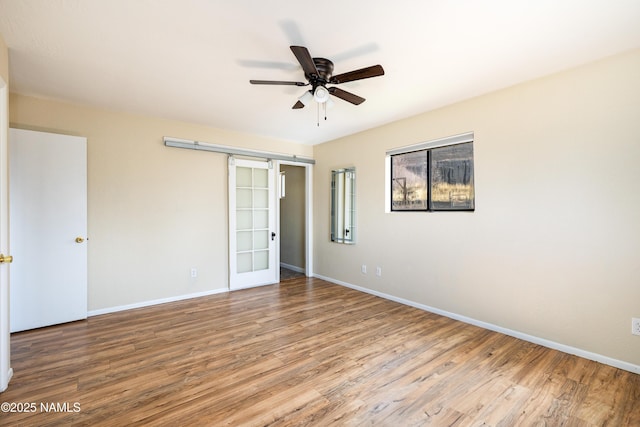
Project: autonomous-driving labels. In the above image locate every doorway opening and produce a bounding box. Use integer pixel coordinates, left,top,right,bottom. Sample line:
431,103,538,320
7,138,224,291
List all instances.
279,164,305,280
228,158,313,289
278,162,312,280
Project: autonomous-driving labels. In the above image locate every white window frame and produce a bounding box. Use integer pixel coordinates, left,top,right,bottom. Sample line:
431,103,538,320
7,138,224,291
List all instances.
385,132,474,213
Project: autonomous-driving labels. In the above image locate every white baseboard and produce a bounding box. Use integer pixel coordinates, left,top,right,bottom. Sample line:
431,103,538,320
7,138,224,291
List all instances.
313,273,640,375
1,368,13,392
88,288,229,317
280,262,305,274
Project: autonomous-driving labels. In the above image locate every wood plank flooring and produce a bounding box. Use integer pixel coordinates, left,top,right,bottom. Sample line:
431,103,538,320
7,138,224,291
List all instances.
1,277,639,426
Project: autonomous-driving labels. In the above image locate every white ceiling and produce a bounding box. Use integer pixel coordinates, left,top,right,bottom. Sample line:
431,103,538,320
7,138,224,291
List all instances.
1,0,639,145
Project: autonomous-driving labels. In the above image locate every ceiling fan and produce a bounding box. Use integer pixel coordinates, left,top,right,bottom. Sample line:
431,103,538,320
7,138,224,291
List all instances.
250,46,384,110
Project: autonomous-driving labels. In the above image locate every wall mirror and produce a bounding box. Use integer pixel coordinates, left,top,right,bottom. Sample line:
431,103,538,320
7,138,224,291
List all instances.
331,167,356,244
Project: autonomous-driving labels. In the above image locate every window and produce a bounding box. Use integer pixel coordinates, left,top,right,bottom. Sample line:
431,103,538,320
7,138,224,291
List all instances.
386,132,474,212
391,150,428,210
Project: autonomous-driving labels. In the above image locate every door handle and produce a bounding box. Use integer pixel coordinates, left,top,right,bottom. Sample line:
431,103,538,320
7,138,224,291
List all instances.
75,237,85,243
271,232,276,241
0,254,13,264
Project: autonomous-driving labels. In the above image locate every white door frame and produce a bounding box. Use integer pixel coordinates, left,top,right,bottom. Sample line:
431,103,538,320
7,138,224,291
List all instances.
277,160,313,277
228,157,313,290
0,75,12,391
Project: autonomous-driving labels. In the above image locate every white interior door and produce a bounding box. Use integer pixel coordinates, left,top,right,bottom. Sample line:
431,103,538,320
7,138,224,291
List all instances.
0,80,12,391
229,158,278,290
9,128,87,332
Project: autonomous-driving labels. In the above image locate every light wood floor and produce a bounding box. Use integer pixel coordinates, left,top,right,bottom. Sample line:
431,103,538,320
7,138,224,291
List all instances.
2,277,639,426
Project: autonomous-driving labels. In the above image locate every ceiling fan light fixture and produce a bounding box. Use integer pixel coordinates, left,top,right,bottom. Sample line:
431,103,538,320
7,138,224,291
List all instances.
326,96,335,110
298,90,314,106
313,86,330,103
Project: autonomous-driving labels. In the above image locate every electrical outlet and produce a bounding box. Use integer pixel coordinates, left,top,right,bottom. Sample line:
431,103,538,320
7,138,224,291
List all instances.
632,318,640,336
376,267,382,277
361,265,367,274
190,268,198,278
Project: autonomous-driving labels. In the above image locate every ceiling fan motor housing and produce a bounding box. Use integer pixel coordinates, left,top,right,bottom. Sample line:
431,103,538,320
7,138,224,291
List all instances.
308,57,334,88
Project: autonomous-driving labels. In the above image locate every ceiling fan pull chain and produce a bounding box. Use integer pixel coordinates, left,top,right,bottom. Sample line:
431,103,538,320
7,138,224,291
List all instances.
317,102,320,127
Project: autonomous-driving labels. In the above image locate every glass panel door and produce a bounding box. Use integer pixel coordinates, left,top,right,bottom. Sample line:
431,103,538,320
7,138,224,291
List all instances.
229,158,277,289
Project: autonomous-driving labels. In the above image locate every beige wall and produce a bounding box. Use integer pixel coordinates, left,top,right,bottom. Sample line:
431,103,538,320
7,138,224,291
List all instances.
9,94,312,311
313,49,640,367
279,164,305,269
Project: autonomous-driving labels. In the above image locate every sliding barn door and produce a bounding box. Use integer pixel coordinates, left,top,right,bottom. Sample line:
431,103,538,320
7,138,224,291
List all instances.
228,158,278,290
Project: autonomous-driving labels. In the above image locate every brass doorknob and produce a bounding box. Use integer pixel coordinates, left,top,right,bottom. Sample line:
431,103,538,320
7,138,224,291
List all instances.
0,254,13,264
75,237,85,243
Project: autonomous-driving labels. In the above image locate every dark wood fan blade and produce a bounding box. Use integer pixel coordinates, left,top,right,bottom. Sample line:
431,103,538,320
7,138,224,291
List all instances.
292,101,305,109
328,87,365,105
290,46,319,77
250,80,307,86
329,64,384,84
